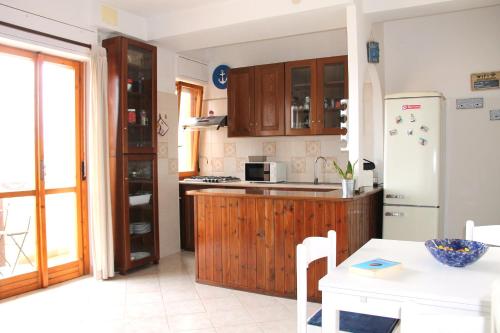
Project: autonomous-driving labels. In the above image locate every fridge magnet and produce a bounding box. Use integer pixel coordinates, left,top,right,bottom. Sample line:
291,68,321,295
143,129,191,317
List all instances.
410,114,416,123
389,129,398,136
419,137,428,146
407,129,413,136
471,71,500,91
395,116,402,124
420,125,429,132
212,64,230,89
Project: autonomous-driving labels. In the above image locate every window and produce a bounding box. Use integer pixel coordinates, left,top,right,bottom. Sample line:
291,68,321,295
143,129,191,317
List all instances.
177,81,204,178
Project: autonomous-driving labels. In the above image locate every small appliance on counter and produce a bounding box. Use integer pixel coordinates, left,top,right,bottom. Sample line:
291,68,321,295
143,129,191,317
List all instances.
245,162,287,183
357,159,376,189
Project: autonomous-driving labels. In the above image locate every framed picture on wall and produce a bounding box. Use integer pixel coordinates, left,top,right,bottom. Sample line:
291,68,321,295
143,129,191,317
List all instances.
471,71,500,91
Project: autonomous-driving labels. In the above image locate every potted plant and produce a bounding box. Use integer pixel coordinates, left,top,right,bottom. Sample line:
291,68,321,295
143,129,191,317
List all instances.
333,160,357,197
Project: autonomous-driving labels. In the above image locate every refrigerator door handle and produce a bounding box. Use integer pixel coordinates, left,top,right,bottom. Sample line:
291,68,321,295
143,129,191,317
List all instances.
385,212,405,217
386,194,405,199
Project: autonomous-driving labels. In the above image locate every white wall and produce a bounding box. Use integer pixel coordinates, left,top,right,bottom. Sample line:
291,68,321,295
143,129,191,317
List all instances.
383,6,500,237
156,47,181,257
193,30,350,182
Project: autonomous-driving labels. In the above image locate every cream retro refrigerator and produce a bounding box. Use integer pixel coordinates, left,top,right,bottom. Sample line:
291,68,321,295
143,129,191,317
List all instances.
383,92,445,241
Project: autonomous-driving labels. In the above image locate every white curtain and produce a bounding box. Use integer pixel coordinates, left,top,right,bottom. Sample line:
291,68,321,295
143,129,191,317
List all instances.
88,44,114,280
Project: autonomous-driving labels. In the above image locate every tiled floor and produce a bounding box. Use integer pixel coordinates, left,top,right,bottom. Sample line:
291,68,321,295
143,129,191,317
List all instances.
0,251,320,333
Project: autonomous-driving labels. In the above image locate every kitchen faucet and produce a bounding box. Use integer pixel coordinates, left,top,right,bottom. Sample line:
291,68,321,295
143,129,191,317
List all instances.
313,156,327,185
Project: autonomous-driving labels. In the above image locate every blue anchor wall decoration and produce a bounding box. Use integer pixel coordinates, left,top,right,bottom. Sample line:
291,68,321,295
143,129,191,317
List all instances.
212,64,230,89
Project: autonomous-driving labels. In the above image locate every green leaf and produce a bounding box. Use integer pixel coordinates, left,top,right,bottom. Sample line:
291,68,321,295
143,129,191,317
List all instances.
333,161,346,179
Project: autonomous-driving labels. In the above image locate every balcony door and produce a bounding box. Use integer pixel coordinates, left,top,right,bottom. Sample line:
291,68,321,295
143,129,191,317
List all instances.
0,45,88,299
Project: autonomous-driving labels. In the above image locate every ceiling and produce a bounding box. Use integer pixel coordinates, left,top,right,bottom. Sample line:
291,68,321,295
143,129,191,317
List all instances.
103,0,232,17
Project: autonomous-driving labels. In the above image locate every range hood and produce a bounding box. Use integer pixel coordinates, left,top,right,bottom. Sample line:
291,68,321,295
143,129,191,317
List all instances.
182,115,227,130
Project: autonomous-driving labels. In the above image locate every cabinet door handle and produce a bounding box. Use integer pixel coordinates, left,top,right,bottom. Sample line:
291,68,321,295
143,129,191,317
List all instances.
385,212,405,217
386,194,405,199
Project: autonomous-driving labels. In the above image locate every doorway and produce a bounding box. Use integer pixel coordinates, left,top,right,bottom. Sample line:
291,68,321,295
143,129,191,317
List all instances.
0,44,88,299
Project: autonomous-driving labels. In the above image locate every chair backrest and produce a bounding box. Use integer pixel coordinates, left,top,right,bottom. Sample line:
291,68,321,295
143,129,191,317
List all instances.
296,230,336,333
466,220,500,246
492,279,500,333
401,302,487,333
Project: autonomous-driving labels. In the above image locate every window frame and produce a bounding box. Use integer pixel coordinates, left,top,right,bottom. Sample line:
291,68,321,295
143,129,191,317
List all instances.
176,81,204,179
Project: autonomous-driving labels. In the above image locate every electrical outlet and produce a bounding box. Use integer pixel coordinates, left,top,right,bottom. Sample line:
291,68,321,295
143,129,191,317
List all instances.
456,98,484,109
490,110,500,121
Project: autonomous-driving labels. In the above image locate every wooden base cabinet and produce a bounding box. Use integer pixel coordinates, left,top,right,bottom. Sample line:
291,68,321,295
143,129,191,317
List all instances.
103,36,159,274
192,190,382,301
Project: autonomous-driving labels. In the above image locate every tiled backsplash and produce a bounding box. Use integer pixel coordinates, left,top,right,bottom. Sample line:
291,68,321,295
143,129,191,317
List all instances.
198,127,348,183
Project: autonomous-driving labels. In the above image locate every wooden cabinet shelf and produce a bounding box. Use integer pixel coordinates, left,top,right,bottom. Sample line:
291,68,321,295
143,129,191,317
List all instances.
103,36,159,274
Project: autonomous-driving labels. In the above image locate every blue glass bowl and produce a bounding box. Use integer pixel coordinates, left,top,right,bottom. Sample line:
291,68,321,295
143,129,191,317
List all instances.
425,239,489,267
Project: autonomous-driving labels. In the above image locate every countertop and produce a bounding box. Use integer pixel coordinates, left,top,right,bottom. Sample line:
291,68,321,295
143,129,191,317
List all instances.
179,179,342,190
186,186,382,202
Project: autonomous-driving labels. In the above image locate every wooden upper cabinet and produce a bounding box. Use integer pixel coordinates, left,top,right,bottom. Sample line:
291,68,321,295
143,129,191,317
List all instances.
254,63,285,136
285,59,317,136
227,67,255,137
228,56,348,137
316,56,348,135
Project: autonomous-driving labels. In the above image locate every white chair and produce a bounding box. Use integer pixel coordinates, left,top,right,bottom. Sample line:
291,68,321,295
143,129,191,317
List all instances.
400,302,487,333
492,279,500,333
465,220,500,246
296,230,399,333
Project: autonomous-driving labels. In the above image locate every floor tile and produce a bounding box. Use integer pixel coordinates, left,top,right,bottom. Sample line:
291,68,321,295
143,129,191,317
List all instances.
168,313,213,332
208,309,254,327
165,299,207,316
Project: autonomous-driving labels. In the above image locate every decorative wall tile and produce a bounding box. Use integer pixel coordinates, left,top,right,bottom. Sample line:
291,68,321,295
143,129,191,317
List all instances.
263,142,276,156
224,143,236,157
211,143,224,158
211,158,224,172
305,141,321,157
325,157,337,174
158,142,168,159
223,158,236,175
199,156,211,174
291,157,306,174
236,158,246,172
168,159,178,175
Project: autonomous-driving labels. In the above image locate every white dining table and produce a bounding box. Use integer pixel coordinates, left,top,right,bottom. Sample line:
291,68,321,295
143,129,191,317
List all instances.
318,238,500,332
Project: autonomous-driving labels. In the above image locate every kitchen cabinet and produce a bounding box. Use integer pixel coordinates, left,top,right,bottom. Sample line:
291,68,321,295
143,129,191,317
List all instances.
254,63,285,136
189,188,383,302
285,56,348,135
227,56,348,137
285,59,317,136
103,36,159,273
316,56,348,135
227,67,255,137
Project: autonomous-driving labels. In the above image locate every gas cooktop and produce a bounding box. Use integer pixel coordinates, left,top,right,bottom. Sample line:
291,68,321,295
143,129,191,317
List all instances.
184,176,241,183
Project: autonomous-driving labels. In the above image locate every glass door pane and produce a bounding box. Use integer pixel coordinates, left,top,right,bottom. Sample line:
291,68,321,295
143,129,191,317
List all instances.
0,50,38,280
41,59,80,269
42,62,76,189
127,157,155,262
127,45,153,149
321,62,345,130
290,67,312,129
0,52,36,192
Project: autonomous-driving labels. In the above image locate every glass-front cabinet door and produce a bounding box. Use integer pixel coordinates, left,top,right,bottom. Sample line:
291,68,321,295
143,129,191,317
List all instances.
124,41,157,153
316,56,348,135
285,60,317,135
124,155,158,268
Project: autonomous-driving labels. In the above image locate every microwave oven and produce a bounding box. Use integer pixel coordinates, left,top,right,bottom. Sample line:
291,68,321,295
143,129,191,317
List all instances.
244,162,287,183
